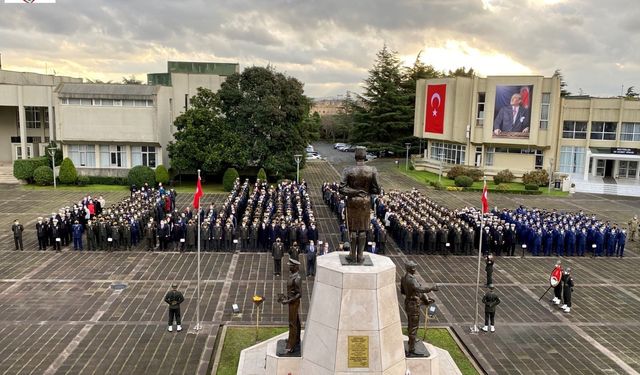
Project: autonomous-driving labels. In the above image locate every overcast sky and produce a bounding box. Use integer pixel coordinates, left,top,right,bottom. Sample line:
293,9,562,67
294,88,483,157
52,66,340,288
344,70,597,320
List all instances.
1,0,638,98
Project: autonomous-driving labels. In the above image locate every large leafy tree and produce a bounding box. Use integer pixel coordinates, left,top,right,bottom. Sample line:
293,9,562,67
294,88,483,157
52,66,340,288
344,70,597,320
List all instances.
352,45,413,142
216,66,311,178
167,88,247,175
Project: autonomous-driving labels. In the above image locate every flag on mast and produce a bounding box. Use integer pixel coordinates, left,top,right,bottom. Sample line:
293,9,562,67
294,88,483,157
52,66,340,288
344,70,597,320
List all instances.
481,180,489,214
193,176,203,209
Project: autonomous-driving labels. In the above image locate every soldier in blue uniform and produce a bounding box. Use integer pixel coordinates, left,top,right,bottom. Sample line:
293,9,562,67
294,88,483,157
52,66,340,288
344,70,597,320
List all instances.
616,229,627,258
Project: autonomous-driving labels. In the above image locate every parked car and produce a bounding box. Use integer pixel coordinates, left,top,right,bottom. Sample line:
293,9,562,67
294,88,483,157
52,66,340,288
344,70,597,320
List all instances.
333,142,347,149
305,144,315,153
337,144,351,151
306,152,322,160
366,153,377,161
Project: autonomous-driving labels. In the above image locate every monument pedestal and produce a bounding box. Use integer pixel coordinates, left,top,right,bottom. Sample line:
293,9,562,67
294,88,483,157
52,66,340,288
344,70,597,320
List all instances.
237,252,461,374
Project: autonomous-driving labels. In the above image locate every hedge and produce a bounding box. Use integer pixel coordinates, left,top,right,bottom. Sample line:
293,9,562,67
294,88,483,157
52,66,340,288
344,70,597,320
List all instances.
447,166,483,181
155,165,170,185
58,158,78,184
13,157,48,182
522,169,549,187
76,175,90,186
33,165,54,186
463,186,543,195
454,175,473,187
223,168,239,192
257,168,267,182
128,165,156,187
525,183,540,191
493,169,515,185
86,176,128,185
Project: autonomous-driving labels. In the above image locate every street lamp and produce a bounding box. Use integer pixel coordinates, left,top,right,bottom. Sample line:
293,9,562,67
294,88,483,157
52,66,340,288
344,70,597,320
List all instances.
547,158,554,194
294,154,302,183
438,151,444,182
405,143,411,171
47,146,57,189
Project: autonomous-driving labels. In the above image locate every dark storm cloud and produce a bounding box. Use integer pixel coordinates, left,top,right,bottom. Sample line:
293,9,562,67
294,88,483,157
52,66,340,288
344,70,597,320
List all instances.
0,0,637,97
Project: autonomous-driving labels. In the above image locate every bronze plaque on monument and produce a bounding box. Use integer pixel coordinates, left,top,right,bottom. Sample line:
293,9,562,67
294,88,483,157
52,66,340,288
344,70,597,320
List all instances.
347,336,369,368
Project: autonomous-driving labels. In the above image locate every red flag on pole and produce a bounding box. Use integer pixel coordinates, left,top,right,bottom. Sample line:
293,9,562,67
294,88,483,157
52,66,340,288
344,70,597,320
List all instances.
193,176,203,209
425,84,446,134
481,180,489,214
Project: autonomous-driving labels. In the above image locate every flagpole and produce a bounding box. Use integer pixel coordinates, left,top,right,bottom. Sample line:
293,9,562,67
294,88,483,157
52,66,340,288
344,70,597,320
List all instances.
471,176,487,334
195,169,202,331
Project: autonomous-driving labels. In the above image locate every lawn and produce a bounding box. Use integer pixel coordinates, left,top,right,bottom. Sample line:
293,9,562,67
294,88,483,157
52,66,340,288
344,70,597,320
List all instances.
216,326,478,375
402,168,569,197
21,182,226,193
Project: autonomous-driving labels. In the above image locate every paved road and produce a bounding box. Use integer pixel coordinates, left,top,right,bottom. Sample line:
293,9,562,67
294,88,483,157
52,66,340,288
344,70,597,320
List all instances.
1,148,639,374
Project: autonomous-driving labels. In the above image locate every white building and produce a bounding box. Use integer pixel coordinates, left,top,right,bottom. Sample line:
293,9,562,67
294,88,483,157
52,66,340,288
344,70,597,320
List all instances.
0,61,239,177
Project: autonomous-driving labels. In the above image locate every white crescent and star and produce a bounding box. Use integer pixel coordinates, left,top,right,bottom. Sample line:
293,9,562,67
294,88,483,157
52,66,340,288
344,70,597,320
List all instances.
430,92,441,117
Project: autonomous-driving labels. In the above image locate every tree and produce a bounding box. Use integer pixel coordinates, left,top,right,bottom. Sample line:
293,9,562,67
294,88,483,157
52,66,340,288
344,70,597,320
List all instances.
216,66,311,178
58,157,78,184
446,66,475,77
122,75,142,85
167,88,247,175
554,69,571,97
352,45,413,143
155,165,170,185
625,86,639,99
128,165,155,187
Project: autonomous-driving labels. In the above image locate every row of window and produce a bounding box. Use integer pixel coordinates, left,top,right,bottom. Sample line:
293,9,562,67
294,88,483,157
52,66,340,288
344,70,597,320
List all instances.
475,92,551,129
59,98,154,107
430,142,466,165
68,144,157,168
562,121,640,141
484,147,544,168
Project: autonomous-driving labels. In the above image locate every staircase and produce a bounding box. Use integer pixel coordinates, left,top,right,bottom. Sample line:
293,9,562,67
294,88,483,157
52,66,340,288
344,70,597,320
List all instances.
0,164,21,184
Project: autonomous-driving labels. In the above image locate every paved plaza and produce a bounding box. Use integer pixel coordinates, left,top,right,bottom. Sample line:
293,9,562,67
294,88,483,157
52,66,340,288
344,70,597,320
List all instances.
1,150,640,374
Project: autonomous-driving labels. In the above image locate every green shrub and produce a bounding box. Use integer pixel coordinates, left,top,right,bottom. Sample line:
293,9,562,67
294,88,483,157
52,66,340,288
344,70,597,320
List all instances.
494,169,515,184
155,165,170,185
13,157,48,182
429,180,444,190
33,165,54,186
525,183,540,191
76,175,90,186
522,169,549,187
447,165,483,181
495,183,509,191
223,168,239,192
43,141,63,167
257,167,267,182
87,176,128,185
128,165,156,187
58,158,78,184
454,175,473,187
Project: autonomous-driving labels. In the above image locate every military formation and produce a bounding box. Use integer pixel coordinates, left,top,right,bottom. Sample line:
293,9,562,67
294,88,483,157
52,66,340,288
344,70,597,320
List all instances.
25,178,319,253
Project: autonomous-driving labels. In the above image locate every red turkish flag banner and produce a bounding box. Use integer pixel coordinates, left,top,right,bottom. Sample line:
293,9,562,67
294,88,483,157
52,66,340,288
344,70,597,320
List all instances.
193,177,203,209
425,84,446,134
481,181,489,214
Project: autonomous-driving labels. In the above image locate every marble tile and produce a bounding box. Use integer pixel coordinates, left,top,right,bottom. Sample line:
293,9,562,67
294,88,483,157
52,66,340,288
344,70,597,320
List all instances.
307,281,342,329
377,283,401,329
339,288,379,331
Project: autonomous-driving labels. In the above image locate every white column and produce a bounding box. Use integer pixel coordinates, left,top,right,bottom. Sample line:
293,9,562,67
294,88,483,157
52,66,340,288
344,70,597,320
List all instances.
583,151,590,181
17,86,27,159
47,89,54,142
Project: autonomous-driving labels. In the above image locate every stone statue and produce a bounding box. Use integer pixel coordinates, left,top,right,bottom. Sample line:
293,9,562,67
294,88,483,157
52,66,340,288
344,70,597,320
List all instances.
279,258,302,354
339,147,380,263
400,261,438,356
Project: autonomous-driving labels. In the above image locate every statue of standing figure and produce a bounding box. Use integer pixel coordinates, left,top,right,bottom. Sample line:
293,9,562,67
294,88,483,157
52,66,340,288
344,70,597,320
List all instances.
339,147,381,263
401,261,438,356
278,258,302,355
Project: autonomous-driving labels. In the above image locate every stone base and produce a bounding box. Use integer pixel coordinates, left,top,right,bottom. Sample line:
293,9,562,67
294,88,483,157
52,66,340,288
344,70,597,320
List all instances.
338,254,374,266
404,340,430,357
276,339,302,357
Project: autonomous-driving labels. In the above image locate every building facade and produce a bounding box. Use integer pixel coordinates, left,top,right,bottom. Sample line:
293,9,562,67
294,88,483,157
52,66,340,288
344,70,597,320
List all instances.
414,75,640,195
0,61,239,177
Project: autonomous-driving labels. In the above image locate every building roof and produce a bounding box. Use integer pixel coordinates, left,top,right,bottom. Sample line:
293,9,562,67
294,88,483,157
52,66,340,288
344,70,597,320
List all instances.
55,83,159,99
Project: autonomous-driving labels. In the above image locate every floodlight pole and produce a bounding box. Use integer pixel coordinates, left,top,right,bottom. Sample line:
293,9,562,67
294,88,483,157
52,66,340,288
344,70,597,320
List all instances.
48,147,57,189
405,143,411,171
294,154,302,183
195,169,202,331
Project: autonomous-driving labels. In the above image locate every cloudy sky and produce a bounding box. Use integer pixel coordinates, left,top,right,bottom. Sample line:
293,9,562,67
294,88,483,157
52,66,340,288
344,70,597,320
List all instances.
0,0,638,98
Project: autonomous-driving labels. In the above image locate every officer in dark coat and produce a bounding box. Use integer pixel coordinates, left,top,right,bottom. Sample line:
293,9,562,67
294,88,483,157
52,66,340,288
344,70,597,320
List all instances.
164,282,185,332
36,217,47,250
86,220,97,251
401,261,438,356
272,237,284,276
481,285,501,332
12,219,24,251
561,268,574,313
485,254,494,287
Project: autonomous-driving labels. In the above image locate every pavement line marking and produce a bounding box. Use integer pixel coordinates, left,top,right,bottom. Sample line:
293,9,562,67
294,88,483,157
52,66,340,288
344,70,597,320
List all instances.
568,259,640,304
499,266,640,375
1,254,59,295
197,252,239,375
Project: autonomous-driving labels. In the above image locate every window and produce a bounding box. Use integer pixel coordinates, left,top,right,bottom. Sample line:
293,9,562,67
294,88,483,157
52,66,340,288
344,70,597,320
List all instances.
68,98,81,105
60,98,69,105
535,150,544,170
590,122,617,140
100,99,114,106
430,142,466,165
25,107,41,129
476,92,485,127
559,146,586,173
621,123,640,141
68,144,96,167
80,98,92,106
540,93,550,129
595,159,605,176
131,146,157,167
618,161,638,179
100,145,127,168
474,146,482,167
485,147,494,166
562,121,587,139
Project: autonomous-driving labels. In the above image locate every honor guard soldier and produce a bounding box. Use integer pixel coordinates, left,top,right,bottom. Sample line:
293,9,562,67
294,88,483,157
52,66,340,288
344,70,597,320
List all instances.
482,285,501,332
164,282,185,332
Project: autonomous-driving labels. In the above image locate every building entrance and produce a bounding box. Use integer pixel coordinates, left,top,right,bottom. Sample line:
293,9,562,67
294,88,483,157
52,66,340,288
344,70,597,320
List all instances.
605,160,614,178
